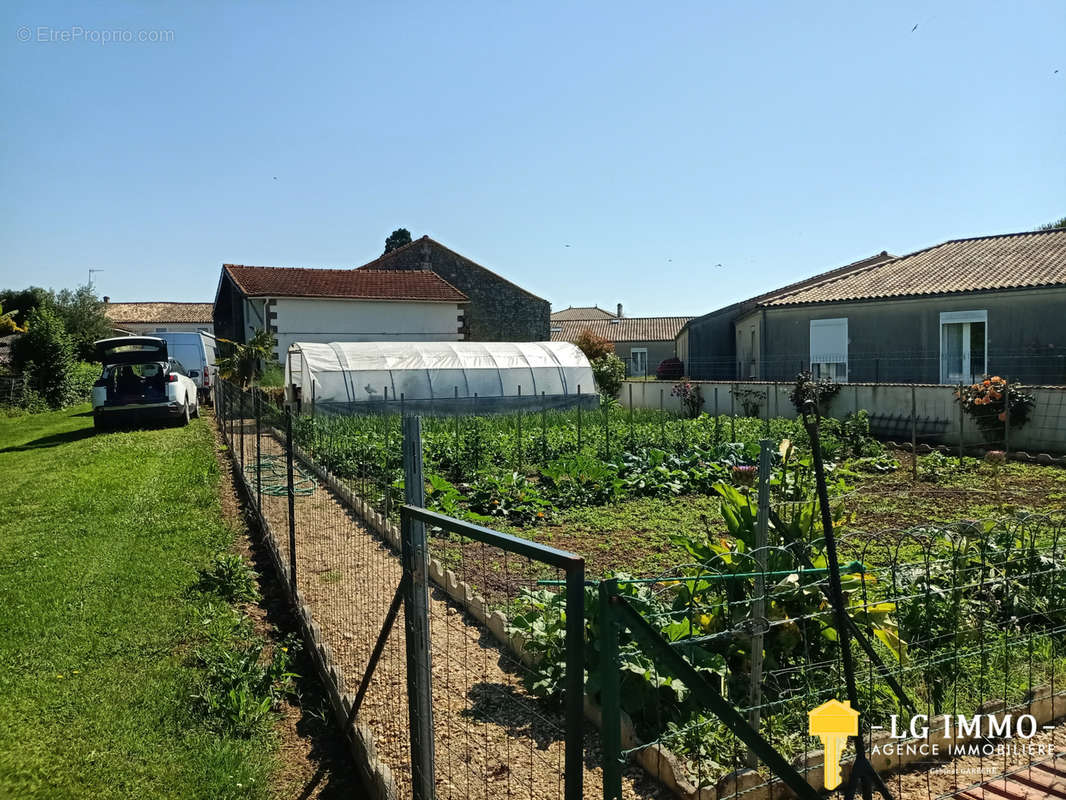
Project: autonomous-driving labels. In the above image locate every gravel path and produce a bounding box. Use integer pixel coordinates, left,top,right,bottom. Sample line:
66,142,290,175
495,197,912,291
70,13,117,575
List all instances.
235,423,663,800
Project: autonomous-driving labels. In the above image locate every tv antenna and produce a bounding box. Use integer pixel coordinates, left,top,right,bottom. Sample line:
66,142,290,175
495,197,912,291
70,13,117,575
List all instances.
88,268,104,287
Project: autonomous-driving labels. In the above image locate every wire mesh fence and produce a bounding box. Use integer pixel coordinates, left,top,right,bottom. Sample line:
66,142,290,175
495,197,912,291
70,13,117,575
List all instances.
684,350,1066,386
217,382,597,800
217,379,1066,800
592,451,1066,800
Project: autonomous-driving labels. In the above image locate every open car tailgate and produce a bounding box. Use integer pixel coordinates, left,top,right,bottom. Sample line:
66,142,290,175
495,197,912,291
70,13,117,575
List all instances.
94,336,168,365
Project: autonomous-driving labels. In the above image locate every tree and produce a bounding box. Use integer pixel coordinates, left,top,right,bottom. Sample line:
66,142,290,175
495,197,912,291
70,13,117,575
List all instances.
52,284,111,361
216,328,278,388
0,287,52,324
1038,216,1066,231
384,228,413,254
16,307,76,408
592,353,625,400
0,301,25,335
573,328,614,362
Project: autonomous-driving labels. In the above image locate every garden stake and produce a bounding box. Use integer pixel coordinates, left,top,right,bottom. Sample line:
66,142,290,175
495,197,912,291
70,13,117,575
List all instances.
730,383,736,441
383,387,390,518
454,386,460,468
801,385,892,800
541,390,547,463
576,385,582,451
516,385,523,471
628,383,634,448
604,400,610,460
958,382,964,459
764,387,771,436
1004,379,1010,454
714,386,720,447
659,387,665,448
911,385,918,482
748,439,772,753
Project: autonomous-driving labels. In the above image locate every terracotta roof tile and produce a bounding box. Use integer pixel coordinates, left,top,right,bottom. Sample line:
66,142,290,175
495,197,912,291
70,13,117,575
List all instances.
763,229,1066,306
550,306,618,321
550,317,693,343
223,265,467,302
104,302,214,324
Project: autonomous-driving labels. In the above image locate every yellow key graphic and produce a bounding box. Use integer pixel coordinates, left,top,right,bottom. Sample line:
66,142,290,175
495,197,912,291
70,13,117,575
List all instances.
808,699,859,790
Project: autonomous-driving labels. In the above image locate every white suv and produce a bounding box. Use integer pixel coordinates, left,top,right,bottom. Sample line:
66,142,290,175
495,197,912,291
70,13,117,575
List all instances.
92,337,200,431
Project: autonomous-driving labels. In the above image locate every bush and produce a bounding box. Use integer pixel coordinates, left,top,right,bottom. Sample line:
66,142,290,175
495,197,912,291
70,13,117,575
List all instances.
592,353,625,398
573,329,614,362
671,380,704,419
955,376,1035,441
15,308,77,409
656,357,683,380
70,361,101,402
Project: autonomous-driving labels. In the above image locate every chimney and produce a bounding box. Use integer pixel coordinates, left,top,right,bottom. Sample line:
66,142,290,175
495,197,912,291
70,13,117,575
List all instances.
616,303,623,318
103,296,110,303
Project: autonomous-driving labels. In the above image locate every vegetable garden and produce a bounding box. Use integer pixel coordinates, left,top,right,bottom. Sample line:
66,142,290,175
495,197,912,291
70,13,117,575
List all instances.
280,393,1066,797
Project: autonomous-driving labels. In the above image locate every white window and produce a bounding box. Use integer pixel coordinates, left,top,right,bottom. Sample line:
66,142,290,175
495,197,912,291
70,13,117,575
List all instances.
940,310,987,384
810,318,848,383
630,347,648,378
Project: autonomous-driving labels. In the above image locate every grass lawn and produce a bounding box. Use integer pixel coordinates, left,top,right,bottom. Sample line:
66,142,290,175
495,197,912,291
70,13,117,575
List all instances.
0,406,277,800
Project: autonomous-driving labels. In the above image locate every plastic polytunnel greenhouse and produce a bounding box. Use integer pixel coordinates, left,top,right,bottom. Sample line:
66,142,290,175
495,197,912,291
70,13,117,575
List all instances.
284,341,597,413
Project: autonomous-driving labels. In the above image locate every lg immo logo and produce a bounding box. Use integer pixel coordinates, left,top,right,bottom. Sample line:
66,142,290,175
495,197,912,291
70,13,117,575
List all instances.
808,699,858,790
809,699,1055,790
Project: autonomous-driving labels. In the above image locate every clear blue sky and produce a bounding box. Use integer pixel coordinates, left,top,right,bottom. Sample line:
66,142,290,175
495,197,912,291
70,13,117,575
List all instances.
1,1,1063,317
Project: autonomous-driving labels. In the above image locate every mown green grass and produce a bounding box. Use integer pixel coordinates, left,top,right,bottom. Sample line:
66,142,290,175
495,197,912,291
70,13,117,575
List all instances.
0,406,277,800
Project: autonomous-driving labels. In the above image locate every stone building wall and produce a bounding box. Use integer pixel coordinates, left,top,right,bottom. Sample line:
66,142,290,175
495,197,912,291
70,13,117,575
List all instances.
360,237,550,342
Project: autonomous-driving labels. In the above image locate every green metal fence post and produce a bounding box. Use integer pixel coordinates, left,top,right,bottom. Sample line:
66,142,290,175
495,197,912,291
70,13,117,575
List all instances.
254,390,262,510
599,579,623,800
285,409,297,593
564,560,585,800
401,416,436,800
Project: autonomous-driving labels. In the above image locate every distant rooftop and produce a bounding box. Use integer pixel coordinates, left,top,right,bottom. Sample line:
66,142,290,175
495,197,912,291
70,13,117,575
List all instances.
550,317,693,343
222,264,467,302
104,301,214,324
762,229,1066,307
550,305,618,321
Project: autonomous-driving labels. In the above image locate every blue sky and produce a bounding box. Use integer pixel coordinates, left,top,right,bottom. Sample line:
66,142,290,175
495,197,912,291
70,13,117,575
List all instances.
1,1,1063,317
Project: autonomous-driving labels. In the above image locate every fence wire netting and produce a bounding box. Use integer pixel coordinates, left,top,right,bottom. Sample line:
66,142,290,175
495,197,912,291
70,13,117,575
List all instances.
218,380,1066,800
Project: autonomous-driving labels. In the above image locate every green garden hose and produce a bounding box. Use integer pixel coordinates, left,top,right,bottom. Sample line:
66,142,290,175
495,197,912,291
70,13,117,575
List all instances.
244,455,316,496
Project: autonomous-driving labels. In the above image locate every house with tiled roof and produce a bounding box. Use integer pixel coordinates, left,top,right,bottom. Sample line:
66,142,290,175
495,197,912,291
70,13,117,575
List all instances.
104,300,214,334
357,236,549,341
551,305,619,322
551,308,693,377
680,228,1066,384
213,263,469,359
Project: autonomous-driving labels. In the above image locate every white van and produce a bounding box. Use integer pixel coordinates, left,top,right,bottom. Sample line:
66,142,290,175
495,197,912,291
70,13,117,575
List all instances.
153,331,218,404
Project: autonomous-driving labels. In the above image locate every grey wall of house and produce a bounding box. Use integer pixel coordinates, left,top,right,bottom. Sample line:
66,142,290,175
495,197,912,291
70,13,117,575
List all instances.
759,287,1066,383
620,379,1066,455
682,304,741,380
367,242,550,342
212,277,245,346
615,340,676,376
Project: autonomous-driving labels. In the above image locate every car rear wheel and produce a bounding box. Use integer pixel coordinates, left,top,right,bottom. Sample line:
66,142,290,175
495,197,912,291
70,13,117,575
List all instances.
191,398,200,418
180,401,190,426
